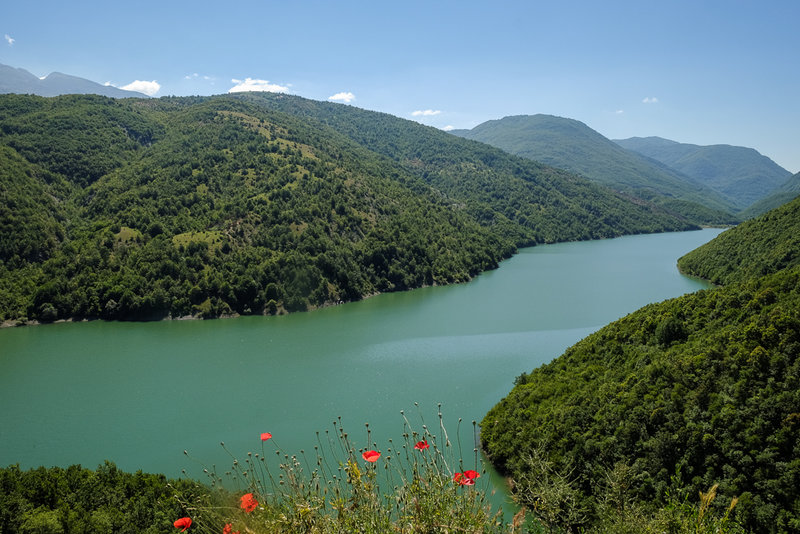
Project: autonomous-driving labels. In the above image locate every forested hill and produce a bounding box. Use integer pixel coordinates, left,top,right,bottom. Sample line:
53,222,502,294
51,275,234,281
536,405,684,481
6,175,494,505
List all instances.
739,171,800,219
227,93,702,240
449,114,738,225
0,93,695,325
481,195,800,531
677,195,800,285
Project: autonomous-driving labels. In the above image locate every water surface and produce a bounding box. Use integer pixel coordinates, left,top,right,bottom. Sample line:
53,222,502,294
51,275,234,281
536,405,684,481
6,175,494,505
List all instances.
0,229,724,508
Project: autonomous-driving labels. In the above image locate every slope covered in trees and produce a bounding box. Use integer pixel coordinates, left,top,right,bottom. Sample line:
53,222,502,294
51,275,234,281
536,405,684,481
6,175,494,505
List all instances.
616,136,792,210
0,462,204,533
450,114,738,225
739,172,800,219
229,93,700,242
678,195,800,285
0,93,695,324
483,198,800,532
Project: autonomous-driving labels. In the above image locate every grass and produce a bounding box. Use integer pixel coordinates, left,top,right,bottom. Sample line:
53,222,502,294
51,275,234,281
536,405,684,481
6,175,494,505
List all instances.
172,408,747,534
175,406,516,533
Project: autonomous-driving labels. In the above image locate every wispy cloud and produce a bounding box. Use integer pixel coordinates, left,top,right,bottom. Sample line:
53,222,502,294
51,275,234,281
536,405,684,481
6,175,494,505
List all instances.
121,80,161,96
412,109,441,117
185,72,215,81
442,125,455,131
4,34,14,46
616,109,625,114
328,91,355,103
229,78,289,93
642,97,659,104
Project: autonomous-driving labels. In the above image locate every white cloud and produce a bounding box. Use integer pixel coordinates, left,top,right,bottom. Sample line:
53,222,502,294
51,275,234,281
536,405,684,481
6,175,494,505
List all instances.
616,109,625,114
642,97,659,104
185,73,215,81
4,34,14,46
442,125,455,131
412,109,441,117
228,78,289,93
121,80,161,96
328,91,355,103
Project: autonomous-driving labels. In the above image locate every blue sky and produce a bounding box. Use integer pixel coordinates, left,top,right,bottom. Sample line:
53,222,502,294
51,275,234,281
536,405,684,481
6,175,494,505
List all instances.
2,0,798,172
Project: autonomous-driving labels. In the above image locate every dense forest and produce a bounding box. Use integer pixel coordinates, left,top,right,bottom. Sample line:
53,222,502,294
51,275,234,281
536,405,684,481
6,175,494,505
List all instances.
482,197,800,532
0,462,205,533
0,93,697,324
678,195,800,285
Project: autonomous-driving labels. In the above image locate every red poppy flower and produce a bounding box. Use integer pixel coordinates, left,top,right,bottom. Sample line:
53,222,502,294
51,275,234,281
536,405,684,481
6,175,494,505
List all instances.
362,450,381,462
463,469,480,480
260,432,272,441
173,517,192,531
222,524,239,534
240,492,258,513
413,440,429,450
453,472,476,486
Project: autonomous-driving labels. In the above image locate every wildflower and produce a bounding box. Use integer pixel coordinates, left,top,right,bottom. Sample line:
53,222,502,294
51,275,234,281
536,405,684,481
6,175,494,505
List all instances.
463,469,480,480
260,432,272,441
240,492,258,513
362,450,381,462
222,524,240,534
453,472,476,486
413,440,429,450
173,517,192,531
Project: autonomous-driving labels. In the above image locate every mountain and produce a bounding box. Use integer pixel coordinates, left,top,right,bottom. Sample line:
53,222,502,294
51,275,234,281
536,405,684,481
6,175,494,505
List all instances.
678,193,800,285
451,115,738,225
482,196,800,532
0,62,148,98
0,93,696,324
615,136,792,210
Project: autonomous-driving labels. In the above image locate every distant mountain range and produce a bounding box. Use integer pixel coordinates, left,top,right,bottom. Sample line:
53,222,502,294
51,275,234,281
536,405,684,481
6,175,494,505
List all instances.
0,63,148,98
452,115,794,220
615,136,792,210
450,115,738,224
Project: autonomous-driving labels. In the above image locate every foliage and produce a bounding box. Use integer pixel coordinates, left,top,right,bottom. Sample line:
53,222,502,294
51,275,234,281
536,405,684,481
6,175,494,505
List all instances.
678,195,800,285
0,462,205,534
1,93,697,324
237,93,703,240
177,410,510,533
482,265,800,533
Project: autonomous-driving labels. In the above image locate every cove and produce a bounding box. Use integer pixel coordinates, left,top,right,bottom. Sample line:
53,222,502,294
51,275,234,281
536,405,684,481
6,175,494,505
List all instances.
0,228,723,510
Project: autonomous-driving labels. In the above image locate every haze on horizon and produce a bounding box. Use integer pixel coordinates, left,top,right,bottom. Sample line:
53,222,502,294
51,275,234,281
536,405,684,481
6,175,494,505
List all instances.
1,0,798,172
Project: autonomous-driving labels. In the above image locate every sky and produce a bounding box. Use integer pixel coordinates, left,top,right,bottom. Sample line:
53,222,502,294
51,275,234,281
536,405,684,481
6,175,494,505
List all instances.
2,0,798,172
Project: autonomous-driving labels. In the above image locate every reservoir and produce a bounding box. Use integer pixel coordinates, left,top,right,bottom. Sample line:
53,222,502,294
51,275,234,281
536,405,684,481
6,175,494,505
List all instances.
0,228,723,508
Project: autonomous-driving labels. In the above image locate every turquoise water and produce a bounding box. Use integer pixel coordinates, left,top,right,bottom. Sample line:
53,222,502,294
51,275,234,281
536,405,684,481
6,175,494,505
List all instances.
0,228,723,512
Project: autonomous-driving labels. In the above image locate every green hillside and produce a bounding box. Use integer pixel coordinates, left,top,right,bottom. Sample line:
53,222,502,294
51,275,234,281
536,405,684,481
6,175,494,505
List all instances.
229,94,699,241
739,172,800,219
0,93,695,324
678,194,800,285
616,136,792,210
482,193,800,532
450,114,738,225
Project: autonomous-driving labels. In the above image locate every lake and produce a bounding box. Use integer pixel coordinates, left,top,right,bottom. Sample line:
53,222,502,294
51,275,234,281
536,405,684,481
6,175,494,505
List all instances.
0,228,724,511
